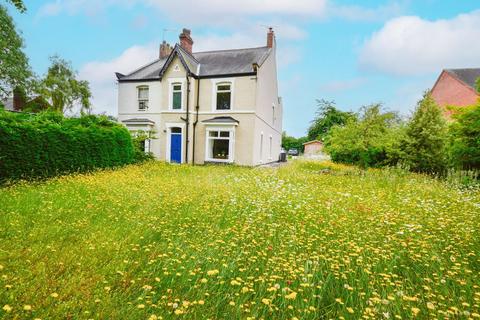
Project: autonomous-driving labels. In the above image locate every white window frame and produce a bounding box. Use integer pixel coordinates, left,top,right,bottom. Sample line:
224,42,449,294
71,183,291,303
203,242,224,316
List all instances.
259,132,264,164
204,125,236,163
165,122,185,163
137,86,149,111
211,78,235,112
168,78,186,111
269,135,273,160
272,103,275,125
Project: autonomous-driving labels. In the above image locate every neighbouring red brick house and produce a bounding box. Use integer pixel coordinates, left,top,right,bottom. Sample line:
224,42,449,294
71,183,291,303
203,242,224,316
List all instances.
431,68,480,116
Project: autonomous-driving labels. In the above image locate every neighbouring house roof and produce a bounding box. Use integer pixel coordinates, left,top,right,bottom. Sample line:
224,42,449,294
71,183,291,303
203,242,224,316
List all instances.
202,116,239,124
122,118,156,125
117,44,271,82
303,140,323,146
445,68,480,90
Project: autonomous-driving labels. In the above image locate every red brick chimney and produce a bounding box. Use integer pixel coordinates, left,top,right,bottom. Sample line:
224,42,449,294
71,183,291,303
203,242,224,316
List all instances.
267,27,275,48
13,87,26,111
159,41,173,59
179,28,193,54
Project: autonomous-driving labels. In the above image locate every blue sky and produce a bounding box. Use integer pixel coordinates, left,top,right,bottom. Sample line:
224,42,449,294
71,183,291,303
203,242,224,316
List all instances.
7,0,480,137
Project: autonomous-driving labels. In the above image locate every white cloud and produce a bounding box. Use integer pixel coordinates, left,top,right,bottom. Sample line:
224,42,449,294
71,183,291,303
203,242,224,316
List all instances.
79,43,157,115
329,2,404,22
359,10,480,76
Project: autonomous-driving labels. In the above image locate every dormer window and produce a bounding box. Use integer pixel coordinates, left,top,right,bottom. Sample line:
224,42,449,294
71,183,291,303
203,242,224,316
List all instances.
172,83,182,110
216,83,232,110
137,86,149,111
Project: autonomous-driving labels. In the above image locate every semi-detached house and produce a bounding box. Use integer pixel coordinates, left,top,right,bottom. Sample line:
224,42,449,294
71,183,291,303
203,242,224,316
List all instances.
116,28,283,166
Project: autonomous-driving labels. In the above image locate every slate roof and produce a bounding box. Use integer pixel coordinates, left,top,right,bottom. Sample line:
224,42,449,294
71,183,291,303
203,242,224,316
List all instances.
202,116,239,124
117,44,271,82
446,68,480,90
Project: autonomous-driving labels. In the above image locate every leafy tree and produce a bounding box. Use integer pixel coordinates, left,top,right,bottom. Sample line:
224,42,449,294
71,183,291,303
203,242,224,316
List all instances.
39,55,92,113
282,132,308,152
5,0,26,12
0,5,31,99
401,93,447,174
448,103,480,170
307,99,355,141
324,104,401,168
476,77,480,94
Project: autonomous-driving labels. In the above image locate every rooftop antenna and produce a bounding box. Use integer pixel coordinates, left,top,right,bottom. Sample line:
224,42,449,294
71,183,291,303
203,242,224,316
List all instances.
162,28,178,42
260,24,279,31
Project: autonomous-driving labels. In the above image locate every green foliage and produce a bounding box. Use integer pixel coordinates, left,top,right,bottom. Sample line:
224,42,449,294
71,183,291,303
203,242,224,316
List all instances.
132,130,155,163
0,110,136,182
0,5,31,99
5,0,26,12
282,132,308,152
324,104,402,168
401,93,447,174
307,99,355,141
38,55,92,113
0,161,479,319
476,77,480,94
448,103,480,170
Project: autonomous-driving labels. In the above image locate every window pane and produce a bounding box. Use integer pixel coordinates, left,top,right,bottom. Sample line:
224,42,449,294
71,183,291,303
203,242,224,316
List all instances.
173,84,181,91
216,92,231,110
212,139,229,159
219,131,230,137
209,131,218,137
138,100,148,110
173,92,182,109
171,127,181,133
138,87,148,99
217,85,230,91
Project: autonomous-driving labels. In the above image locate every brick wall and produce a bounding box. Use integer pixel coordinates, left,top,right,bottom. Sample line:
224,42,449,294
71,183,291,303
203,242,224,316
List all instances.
431,71,479,109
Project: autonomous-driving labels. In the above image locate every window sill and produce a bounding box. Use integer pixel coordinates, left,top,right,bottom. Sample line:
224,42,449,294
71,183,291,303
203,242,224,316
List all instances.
205,158,233,163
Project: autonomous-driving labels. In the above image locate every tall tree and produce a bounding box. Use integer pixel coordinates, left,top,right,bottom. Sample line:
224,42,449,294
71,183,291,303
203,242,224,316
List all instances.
39,56,92,113
0,4,31,99
324,104,401,168
5,0,26,12
307,99,355,141
402,93,447,174
448,103,480,170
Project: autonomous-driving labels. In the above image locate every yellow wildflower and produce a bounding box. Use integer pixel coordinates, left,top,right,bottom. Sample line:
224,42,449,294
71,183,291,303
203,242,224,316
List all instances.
285,292,297,300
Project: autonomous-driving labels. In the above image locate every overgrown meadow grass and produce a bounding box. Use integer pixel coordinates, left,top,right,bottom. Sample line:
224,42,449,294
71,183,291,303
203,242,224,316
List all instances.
1,161,479,319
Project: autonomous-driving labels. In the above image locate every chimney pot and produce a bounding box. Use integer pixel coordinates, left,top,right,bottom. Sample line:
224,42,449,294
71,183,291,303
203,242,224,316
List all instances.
159,40,173,59
179,28,194,54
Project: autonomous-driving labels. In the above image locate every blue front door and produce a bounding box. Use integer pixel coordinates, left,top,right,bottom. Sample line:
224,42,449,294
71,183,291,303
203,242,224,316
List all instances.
170,132,182,163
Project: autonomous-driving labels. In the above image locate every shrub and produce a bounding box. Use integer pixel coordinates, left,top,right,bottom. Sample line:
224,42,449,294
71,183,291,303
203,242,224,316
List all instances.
401,93,447,174
324,104,402,168
448,103,480,170
0,110,135,182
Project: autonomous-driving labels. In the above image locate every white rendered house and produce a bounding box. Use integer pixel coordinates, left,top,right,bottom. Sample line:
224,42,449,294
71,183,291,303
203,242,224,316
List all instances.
116,28,283,166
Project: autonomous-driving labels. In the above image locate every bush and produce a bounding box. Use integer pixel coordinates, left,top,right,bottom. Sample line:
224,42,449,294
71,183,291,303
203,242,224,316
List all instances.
448,103,480,170
324,104,402,168
0,110,136,182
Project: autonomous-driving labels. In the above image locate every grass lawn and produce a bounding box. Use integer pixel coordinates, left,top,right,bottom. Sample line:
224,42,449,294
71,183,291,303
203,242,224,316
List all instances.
1,161,479,319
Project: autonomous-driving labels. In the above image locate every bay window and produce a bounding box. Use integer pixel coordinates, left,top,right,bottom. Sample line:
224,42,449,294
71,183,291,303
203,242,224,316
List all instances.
206,129,234,162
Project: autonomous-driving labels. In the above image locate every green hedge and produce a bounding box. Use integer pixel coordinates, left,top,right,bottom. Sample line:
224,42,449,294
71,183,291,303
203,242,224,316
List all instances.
0,110,136,182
